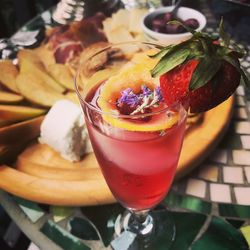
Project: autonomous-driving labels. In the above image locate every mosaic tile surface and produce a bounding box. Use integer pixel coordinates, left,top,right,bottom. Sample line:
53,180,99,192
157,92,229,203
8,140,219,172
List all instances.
0,5,250,250
169,29,250,218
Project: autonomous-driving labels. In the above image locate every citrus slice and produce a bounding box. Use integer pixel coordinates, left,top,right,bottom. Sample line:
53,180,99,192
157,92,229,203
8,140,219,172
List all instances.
98,51,179,131
101,111,179,132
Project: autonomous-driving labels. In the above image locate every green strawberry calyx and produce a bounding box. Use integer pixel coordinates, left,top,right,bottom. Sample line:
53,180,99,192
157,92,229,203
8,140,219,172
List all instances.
150,19,250,91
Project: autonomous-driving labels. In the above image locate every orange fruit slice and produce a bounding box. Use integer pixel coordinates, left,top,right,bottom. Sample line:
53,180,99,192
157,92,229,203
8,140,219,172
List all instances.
98,51,179,131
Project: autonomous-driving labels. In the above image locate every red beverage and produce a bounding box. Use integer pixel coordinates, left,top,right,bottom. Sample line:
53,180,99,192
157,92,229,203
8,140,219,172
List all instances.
83,85,187,210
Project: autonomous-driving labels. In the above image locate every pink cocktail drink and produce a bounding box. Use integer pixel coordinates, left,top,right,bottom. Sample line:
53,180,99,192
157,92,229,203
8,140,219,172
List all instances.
83,85,187,210
75,42,189,247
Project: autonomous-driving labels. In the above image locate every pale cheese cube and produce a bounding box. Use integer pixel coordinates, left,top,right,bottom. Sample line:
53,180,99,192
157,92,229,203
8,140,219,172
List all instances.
107,26,134,43
129,9,148,34
103,17,113,37
112,9,130,30
39,99,90,162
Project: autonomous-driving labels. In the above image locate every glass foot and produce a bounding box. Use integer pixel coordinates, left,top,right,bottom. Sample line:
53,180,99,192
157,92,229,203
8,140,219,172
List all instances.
111,209,176,250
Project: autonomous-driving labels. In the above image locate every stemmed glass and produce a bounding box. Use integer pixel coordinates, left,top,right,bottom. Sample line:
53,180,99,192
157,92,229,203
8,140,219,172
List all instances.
75,42,187,249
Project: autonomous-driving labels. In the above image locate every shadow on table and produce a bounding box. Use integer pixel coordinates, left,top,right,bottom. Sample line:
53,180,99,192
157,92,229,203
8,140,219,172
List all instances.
210,0,250,43
0,205,30,250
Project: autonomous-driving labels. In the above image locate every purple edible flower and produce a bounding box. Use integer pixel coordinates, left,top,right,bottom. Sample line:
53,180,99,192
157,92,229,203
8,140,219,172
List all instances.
141,85,152,97
117,88,140,107
155,86,163,101
117,85,164,115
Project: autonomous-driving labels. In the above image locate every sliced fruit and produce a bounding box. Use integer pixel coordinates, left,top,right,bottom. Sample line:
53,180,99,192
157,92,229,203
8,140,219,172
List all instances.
16,159,101,181
0,105,45,127
99,63,158,106
16,73,65,107
130,49,160,65
18,49,65,93
18,49,44,71
0,165,115,206
97,54,178,131
18,143,99,169
160,59,241,113
0,91,24,104
83,68,119,93
0,60,19,93
0,143,28,165
102,111,179,132
0,116,43,145
47,64,74,90
33,45,56,70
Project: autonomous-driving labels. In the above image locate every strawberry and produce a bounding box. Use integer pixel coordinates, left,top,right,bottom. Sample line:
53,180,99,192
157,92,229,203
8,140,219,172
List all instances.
151,20,249,113
159,60,199,111
160,59,241,113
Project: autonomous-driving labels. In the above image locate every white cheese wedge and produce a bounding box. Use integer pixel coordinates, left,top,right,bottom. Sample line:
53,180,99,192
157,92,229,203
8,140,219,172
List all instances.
129,9,148,34
39,99,92,162
112,9,130,30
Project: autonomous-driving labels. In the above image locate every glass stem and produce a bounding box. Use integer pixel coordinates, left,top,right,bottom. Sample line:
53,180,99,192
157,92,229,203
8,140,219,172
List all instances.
133,210,149,224
129,209,154,236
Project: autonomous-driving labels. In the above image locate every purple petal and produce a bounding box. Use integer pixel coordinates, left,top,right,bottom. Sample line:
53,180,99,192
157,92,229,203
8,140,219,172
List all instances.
117,88,140,107
155,86,163,101
141,85,152,97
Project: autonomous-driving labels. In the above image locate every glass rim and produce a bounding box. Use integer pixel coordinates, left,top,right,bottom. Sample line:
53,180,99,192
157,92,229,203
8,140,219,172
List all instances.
74,41,186,119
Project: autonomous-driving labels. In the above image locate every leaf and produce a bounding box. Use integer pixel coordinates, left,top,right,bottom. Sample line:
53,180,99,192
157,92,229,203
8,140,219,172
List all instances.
149,44,174,59
67,217,99,241
189,56,222,90
151,48,190,77
168,20,196,34
223,55,250,88
199,37,215,55
219,18,230,47
192,216,249,250
41,220,90,250
216,26,246,59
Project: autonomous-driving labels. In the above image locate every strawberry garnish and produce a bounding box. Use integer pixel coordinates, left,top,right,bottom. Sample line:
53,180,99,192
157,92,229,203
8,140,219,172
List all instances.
151,19,250,113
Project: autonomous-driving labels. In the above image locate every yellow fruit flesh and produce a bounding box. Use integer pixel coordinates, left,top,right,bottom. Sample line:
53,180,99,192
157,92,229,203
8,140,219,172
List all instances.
102,111,179,132
0,91,23,104
0,60,19,93
0,105,45,127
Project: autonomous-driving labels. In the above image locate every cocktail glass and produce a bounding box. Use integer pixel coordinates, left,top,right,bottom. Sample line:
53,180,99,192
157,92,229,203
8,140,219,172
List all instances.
75,42,188,249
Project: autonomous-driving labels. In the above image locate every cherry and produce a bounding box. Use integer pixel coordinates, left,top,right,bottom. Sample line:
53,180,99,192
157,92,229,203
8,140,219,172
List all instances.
148,13,200,34
151,17,165,32
165,23,185,34
184,18,199,29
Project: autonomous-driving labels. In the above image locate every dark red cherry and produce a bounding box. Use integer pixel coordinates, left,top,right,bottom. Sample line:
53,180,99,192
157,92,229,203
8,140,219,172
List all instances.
163,12,173,23
184,18,199,29
165,23,185,34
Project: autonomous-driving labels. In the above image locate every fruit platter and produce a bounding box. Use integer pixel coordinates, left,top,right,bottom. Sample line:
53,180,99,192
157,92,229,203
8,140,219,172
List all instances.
0,9,237,206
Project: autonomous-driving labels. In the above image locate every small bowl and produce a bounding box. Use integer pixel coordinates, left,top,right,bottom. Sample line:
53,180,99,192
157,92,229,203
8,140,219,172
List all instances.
142,6,207,45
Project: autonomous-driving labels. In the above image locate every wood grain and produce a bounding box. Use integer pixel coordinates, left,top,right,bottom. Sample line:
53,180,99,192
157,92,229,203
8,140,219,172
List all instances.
0,96,234,206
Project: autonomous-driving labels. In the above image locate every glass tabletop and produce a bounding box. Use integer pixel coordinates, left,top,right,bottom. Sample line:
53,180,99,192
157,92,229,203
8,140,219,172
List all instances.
0,1,250,249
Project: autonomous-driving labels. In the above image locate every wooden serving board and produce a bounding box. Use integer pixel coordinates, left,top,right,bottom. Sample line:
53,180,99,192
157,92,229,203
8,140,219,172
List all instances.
0,96,234,206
